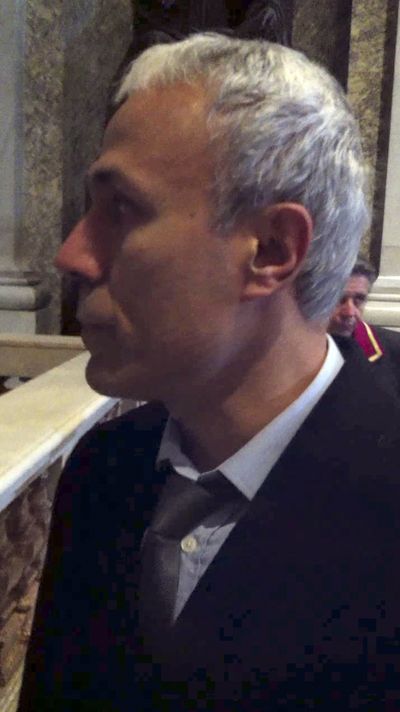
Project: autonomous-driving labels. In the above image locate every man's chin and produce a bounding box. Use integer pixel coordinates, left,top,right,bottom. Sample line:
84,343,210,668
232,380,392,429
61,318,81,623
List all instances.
84,353,151,401
330,323,355,339
85,356,131,398
85,358,120,397
340,327,355,338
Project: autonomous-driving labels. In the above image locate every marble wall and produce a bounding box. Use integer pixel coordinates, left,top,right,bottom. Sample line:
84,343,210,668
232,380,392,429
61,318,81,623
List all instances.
61,0,134,333
0,0,53,335
0,0,133,335
0,0,24,272
379,13,400,284
19,0,64,333
292,0,352,88
292,0,399,269
347,0,398,265
0,476,52,700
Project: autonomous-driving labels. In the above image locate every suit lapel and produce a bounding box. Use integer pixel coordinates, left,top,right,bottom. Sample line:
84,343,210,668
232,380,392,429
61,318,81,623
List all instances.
167,340,400,665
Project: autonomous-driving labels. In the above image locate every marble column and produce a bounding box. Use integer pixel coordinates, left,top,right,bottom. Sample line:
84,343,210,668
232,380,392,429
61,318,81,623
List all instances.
379,11,400,286
347,0,400,326
292,0,352,88
0,0,51,333
347,0,398,262
0,0,133,335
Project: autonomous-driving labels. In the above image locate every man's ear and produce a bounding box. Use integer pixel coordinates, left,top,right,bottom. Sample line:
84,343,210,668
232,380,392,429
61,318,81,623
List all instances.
242,202,312,301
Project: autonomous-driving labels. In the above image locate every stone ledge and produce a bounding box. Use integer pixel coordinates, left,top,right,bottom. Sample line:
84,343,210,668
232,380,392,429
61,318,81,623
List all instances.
0,352,117,513
0,333,84,377
0,272,50,311
365,286,400,330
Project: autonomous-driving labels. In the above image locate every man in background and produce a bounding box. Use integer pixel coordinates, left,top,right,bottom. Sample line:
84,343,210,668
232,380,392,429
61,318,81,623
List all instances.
329,256,400,394
19,34,400,710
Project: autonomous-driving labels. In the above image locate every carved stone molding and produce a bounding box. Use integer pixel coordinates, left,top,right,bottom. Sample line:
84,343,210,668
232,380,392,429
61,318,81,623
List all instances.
0,271,51,334
0,272,50,312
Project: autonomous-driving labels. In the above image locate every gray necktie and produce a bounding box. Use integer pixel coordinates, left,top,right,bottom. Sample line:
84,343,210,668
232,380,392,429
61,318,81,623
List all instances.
139,466,241,640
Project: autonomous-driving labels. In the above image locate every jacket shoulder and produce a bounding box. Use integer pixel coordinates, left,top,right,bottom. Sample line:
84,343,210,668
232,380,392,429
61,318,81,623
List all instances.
373,325,400,352
73,400,168,453
57,401,168,501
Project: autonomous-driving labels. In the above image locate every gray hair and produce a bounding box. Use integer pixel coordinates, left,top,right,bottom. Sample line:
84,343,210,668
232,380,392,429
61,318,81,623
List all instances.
115,33,370,321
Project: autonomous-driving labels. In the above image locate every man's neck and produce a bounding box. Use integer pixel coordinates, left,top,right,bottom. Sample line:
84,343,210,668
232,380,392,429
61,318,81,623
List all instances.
168,326,328,472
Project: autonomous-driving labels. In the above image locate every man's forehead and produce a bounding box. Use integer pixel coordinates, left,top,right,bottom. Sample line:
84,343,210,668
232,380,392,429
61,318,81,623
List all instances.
96,82,215,194
344,274,371,295
89,85,215,206
103,82,210,149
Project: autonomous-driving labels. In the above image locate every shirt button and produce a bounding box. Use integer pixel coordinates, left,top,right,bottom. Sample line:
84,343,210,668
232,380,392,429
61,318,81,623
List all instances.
181,535,198,553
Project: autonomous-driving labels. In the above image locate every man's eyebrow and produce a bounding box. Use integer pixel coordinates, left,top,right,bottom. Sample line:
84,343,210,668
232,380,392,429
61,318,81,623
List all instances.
86,167,154,207
341,291,368,301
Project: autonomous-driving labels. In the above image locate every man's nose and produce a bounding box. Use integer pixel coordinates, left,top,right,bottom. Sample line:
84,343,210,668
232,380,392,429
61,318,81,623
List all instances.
54,217,103,282
341,298,357,317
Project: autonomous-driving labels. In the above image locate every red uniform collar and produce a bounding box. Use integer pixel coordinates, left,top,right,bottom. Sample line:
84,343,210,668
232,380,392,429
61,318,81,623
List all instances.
353,320,384,362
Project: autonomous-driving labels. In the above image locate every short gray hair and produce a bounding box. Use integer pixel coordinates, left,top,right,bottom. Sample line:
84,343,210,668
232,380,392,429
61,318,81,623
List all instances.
115,33,370,321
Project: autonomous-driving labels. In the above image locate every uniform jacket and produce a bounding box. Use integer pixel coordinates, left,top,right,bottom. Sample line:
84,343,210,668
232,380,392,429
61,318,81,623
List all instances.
353,321,400,397
19,339,400,711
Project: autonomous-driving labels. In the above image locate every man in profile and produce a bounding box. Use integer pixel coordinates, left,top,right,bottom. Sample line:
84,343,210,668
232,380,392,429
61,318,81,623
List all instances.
329,257,400,394
19,34,400,710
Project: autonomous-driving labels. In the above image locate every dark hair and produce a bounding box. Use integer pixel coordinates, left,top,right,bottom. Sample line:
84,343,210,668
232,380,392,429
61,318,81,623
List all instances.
351,257,377,285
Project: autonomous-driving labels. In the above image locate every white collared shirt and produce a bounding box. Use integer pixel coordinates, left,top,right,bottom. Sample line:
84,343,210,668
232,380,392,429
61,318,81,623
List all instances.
156,335,344,619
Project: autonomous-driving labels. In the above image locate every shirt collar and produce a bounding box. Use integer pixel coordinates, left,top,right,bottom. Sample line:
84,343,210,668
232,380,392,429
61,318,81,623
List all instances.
157,335,344,500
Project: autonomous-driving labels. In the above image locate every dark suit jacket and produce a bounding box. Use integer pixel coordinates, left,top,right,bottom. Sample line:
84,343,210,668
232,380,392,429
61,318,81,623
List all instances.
19,340,400,711
371,326,400,397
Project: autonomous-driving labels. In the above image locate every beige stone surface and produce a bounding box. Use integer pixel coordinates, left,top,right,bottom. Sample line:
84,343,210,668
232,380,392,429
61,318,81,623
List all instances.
0,663,24,712
63,0,133,230
292,0,352,86
0,476,51,694
380,13,400,279
0,610,27,687
0,333,84,378
62,0,134,335
347,0,398,259
0,352,117,512
17,0,133,334
292,0,398,264
18,0,64,333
